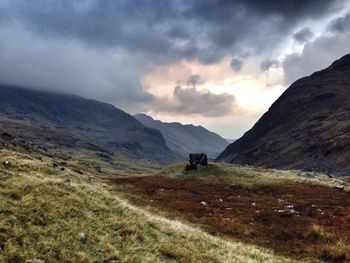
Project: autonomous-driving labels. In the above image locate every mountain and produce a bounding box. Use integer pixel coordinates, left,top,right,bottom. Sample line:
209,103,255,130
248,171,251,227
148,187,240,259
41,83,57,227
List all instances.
216,54,350,176
134,113,229,159
0,85,174,163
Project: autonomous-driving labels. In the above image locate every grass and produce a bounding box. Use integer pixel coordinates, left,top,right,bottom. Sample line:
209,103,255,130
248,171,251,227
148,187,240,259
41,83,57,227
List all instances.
112,163,350,262
0,149,296,263
156,162,349,190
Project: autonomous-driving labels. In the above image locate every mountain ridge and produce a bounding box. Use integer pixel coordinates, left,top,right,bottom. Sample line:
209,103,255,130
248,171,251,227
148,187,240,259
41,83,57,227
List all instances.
134,113,229,159
216,54,350,176
0,85,174,163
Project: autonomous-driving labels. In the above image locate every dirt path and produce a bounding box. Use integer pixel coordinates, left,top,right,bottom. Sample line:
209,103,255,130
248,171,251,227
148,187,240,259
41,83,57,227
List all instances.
110,176,350,262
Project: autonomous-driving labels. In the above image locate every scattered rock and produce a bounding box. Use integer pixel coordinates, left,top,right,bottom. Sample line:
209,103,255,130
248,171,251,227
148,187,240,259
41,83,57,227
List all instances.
52,163,59,168
72,168,84,175
87,176,95,182
2,173,13,180
95,166,102,173
275,209,285,213
297,179,305,184
26,259,45,263
305,171,315,177
251,202,256,206
78,232,86,239
335,185,344,191
60,167,65,172
200,201,207,206
3,161,11,167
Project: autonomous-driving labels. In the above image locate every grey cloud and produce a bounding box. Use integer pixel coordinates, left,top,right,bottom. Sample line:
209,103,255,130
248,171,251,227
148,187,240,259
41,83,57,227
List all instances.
1,0,345,64
260,59,279,71
0,26,154,113
328,12,350,32
186,75,205,87
152,76,236,117
283,24,350,85
293,27,315,43
230,58,243,71
0,0,347,116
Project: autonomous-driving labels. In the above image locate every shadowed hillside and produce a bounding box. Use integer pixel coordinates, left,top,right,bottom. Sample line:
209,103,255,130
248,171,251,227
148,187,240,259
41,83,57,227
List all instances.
134,113,228,159
217,54,350,176
0,85,174,163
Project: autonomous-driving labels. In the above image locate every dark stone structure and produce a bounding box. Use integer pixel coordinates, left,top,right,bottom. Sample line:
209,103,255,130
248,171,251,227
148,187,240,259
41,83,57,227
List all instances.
185,153,208,170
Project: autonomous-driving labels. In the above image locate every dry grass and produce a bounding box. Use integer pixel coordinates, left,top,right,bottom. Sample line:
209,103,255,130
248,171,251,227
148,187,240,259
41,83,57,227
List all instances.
0,149,296,263
156,162,349,190
111,163,350,262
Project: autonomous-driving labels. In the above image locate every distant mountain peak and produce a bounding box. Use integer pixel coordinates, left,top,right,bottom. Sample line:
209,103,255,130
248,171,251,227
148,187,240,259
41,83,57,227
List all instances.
134,113,228,159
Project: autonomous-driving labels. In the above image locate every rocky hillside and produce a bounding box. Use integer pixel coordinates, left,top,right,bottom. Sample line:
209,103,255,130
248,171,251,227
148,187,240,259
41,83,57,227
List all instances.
134,114,228,159
0,85,174,163
217,54,350,176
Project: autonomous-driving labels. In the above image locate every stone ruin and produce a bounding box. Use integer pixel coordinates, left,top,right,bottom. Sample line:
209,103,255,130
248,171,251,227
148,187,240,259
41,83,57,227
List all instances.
185,153,208,171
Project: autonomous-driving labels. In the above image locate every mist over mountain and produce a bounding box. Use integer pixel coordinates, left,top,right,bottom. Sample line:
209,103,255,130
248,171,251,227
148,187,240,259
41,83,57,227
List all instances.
134,113,229,159
217,54,350,176
0,85,174,163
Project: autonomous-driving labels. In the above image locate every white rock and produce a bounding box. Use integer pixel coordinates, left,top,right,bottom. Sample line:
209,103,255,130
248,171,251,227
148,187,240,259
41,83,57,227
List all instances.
298,179,305,184
200,201,207,206
79,232,86,239
26,259,45,263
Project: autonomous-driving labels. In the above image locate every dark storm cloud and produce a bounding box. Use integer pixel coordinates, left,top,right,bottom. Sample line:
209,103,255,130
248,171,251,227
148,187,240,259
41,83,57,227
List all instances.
0,0,346,115
230,58,243,72
293,27,315,43
1,0,344,63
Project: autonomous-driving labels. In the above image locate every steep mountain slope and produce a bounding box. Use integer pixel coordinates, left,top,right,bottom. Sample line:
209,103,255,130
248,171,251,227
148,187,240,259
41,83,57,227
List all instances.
134,113,228,159
217,54,350,176
0,85,173,162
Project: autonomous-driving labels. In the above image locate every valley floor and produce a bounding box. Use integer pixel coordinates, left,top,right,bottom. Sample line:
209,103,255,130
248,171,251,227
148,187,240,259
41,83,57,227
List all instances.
111,164,350,263
0,149,349,262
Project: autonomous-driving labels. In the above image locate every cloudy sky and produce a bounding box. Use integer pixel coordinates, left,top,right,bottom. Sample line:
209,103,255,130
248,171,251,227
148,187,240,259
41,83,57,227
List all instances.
0,0,350,138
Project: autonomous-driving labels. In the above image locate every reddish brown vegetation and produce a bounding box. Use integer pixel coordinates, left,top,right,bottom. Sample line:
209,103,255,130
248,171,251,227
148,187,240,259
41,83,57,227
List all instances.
110,176,350,262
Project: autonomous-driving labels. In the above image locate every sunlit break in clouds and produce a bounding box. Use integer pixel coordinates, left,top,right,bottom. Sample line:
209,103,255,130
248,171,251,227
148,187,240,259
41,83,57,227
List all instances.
0,0,350,138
